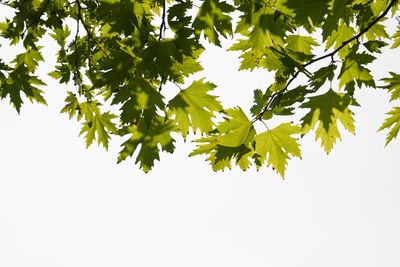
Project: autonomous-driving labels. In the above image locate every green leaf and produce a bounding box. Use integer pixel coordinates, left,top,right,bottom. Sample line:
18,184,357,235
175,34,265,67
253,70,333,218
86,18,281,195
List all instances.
322,0,353,41
0,65,46,112
309,65,337,91
379,107,400,145
325,21,356,58
78,101,118,150
271,47,312,77
253,122,301,178
391,26,400,49
276,0,330,28
112,77,165,125
190,139,254,171
60,92,79,119
381,72,400,101
168,79,222,139
48,64,71,84
364,22,390,40
217,107,256,147
300,89,359,153
190,107,256,171
49,25,71,48
338,45,376,89
250,89,270,117
118,117,176,172
363,40,388,53
369,0,390,17
192,0,234,46
169,50,204,84
168,1,193,32
244,6,287,56
1,0,398,175
271,86,310,116
285,35,318,56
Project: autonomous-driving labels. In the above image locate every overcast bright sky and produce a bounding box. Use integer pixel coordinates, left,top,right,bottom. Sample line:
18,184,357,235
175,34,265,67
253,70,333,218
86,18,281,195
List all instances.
1,5,400,267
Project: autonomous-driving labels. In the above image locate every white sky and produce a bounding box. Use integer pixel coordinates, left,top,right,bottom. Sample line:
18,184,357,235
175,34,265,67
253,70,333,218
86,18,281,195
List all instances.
1,5,400,267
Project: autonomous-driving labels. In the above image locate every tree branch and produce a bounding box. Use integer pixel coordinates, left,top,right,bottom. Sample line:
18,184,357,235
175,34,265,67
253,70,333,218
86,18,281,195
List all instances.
305,0,398,68
158,0,167,92
75,0,109,57
21,0,50,37
252,0,398,123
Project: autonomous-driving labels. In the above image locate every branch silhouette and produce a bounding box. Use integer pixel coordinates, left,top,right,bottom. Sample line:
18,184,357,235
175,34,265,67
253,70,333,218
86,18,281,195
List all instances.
252,0,399,123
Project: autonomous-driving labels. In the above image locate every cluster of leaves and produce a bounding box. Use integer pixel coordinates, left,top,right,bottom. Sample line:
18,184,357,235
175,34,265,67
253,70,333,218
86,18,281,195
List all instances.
1,0,400,177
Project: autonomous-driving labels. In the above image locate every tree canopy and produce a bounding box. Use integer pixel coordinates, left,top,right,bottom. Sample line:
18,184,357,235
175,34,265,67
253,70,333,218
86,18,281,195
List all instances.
1,0,400,177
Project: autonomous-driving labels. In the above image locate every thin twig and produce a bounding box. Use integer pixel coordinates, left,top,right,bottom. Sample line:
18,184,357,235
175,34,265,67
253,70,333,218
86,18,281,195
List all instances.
75,0,109,57
252,0,399,123
21,0,50,37
158,0,166,92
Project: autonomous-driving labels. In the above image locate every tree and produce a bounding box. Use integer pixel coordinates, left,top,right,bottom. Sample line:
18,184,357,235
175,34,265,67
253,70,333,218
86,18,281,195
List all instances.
0,0,399,177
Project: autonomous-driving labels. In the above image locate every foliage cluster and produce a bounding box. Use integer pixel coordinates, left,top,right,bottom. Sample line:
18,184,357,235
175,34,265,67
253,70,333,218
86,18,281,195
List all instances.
1,0,400,177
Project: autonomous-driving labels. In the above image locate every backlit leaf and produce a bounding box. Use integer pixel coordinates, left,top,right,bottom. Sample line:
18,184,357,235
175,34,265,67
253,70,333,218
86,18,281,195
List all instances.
168,79,222,139
300,89,359,153
253,123,301,178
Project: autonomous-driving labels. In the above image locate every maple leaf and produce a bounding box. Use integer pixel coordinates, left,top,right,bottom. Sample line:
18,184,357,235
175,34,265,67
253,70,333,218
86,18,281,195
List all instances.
111,77,165,125
0,65,46,113
253,123,301,178
237,51,260,71
139,39,183,81
60,92,79,119
167,1,193,32
338,45,376,89
1,0,399,175
118,117,176,172
61,95,117,150
49,25,71,48
217,108,256,147
192,0,235,46
271,86,310,116
378,72,400,145
168,79,222,139
97,0,151,36
286,35,317,55
300,89,359,153
322,0,353,41
391,26,400,48
276,0,330,28
363,40,388,53
170,50,204,84
78,101,118,150
379,107,400,145
250,89,270,117
309,65,337,91
190,108,256,171
364,22,390,40
381,72,400,101
285,35,318,62
271,47,312,77
232,47,281,71
325,21,356,58
369,0,389,17
190,138,254,171
244,6,287,56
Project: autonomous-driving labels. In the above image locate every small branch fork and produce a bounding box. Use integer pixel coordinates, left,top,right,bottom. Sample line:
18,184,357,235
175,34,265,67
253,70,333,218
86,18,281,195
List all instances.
21,0,50,37
72,4,84,95
158,0,167,92
73,0,110,97
252,0,399,123
159,0,167,41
